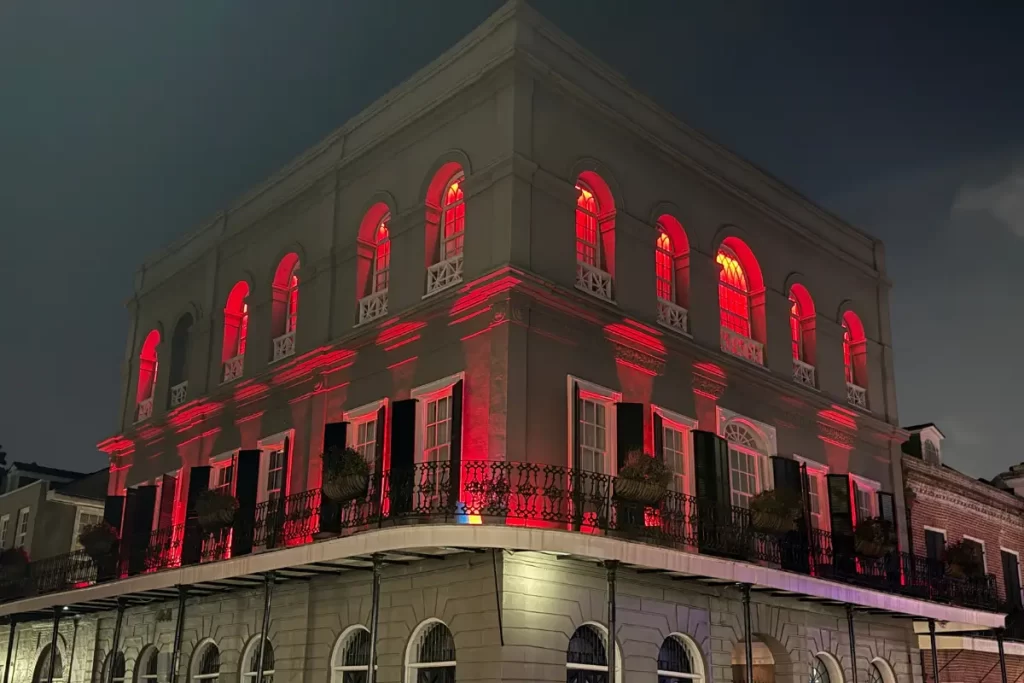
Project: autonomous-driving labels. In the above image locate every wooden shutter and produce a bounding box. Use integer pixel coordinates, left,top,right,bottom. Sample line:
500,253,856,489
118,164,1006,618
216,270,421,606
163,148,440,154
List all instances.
877,491,897,548
925,530,945,561
233,450,261,556
1002,550,1022,608
828,474,854,571
103,495,125,534
280,437,291,499
158,474,177,530
693,430,732,554
182,465,211,566
615,402,646,528
374,404,387,476
449,381,464,511
652,411,664,462
772,457,808,572
126,486,157,576
320,422,347,535
389,399,418,517
571,382,581,471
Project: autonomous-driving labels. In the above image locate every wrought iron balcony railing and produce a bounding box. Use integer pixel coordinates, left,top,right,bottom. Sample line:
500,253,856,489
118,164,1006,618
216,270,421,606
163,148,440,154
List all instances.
0,462,1000,611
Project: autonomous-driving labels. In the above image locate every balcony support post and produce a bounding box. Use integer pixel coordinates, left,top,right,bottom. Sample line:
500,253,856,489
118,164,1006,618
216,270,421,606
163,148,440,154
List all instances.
742,584,753,683
65,616,79,683
846,606,858,683
997,629,1008,683
169,586,188,683
928,618,940,683
106,598,126,683
2,618,17,683
607,560,618,683
46,607,60,683
255,572,275,683
367,554,382,683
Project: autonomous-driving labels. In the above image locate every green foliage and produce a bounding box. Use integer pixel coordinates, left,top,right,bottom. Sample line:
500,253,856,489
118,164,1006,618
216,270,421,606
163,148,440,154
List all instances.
322,446,371,480
749,489,802,524
854,516,896,555
945,540,985,578
616,451,671,488
78,522,118,552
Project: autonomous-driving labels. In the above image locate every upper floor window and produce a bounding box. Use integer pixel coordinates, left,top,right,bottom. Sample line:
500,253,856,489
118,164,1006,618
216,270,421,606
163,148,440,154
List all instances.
575,182,600,267
788,284,817,388
222,281,249,382
842,310,868,409
15,507,29,549
425,163,467,296
405,620,456,683
573,171,616,302
716,237,765,365
168,314,193,407
719,410,776,509
373,218,391,294
136,329,160,421
654,215,691,334
356,204,392,325
571,379,620,477
271,254,300,362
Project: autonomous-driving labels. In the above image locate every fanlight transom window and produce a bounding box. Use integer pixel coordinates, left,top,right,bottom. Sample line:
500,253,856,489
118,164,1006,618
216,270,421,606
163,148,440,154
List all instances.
716,246,751,337
657,636,702,683
241,639,275,683
332,626,371,683
567,625,613,683
193,643,221,683
407,621,456,683
33,646,63,683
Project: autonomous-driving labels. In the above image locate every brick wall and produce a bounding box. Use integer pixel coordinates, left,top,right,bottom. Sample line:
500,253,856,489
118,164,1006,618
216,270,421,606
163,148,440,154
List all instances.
924,649,1024,683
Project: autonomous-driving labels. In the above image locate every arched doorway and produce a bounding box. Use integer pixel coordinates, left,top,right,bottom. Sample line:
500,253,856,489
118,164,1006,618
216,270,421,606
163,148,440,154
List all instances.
731,639,776,683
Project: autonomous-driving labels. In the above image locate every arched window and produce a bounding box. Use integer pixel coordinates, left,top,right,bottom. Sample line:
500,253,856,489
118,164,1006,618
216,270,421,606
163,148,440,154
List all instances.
271,253,300,362
136,647,160,683
869,659,896,683
168,314,193,407
842,310,868,408
573,171,616,301
356,204,392,325
192,643,220,683
33,645,63,683
373,217,391,294
716,237,765,365
425,163,467,296
241,638,274,683
658,635,704,683
788,284,816,387
136,329,160,421
567,625,613,683
576,182,600,268
222,281,249,383
654,215,691,334
405,620,455,683
331,626,370,683
723,420,771,508
811,654,843,683
104,651,127,683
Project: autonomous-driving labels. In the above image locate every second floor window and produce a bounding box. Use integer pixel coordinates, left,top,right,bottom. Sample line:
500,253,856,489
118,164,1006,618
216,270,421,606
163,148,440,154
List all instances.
441,174,465,260
286,273,298,334
722,421,770,508
373,216,391,293
655,230,674,301
716,246,750,338
15,507,29,548
223,281,250,361
136,329,160,415
575,182,600,267
423,394,452,465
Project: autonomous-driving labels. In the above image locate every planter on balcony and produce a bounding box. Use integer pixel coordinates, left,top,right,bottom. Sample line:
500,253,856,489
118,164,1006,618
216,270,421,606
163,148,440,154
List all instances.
613,451,670,506
78,522,119,562
748,489,801,535
854,517,896,559
321,447,370,503
0,548,29,583
945,540,985,579
196,490,239,533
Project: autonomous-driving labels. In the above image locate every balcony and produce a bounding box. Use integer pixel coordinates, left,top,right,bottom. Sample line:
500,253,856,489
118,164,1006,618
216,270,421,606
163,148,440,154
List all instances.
793,359,816,388
358,289,388,325
425,254,463,296
657,298,689,335
272,330,296,362
170,381,188,407
847,382,867,409
135,398,153,423
721,326,764,365
575,261,613,302
222,355,244,383
0,462,999,612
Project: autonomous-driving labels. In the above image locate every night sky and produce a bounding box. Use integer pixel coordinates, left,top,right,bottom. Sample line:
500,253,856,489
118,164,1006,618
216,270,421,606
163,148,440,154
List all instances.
2,2,1021,477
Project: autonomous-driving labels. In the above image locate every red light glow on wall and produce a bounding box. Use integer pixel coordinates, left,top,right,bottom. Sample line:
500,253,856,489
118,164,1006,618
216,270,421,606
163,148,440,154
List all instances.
376,320,426,348
234,381,270,405
449,274,521,318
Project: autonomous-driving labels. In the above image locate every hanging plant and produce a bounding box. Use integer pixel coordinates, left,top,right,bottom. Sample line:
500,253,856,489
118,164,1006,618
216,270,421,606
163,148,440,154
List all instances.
614,451,671,506
78,522,119,561
748,489,802,534
945,540,985,579
854,517,896,558
195,489,239,532
321,447,371,502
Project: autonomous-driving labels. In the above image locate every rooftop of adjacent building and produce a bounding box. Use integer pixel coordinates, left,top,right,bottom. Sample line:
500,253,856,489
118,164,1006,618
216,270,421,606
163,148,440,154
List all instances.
0,460,107,501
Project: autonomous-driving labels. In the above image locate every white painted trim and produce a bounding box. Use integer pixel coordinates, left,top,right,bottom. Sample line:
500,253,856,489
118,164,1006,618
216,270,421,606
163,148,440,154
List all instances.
0,525,1005,627
870,658,897,683
210,449,235,465
330,625,371,682
404,618,455,683
791,454,829,473
566,622,623,683
567,375,621,476
917,634,1024,656
923,526,947,538
410,372,464,400
344,399,385,422
257,430,291,449
717,406,777,455
653,406,697,431
964,535,988,574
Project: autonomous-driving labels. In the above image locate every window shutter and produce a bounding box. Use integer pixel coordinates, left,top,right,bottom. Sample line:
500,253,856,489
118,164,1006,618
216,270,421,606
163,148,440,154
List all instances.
125,485,157,576
320,422,347,536
449,381,464,511
103,495,125,534
828,474,854,570
877,491,897,549
280,437,291,499
158,474,177,530
615,402,646,528
925,530,945,561
652,411,664,461
571,382,581,471
374,404,387,476
693,430,732,554
1002,551,1022,608
389,399,418,517
233,450,261,556
182,465,211,566
772,457,808,572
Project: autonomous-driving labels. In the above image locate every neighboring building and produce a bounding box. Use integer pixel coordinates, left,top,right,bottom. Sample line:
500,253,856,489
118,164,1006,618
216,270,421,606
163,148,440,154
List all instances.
0,464,107,560
0,5,1007,683
903,425,1024,683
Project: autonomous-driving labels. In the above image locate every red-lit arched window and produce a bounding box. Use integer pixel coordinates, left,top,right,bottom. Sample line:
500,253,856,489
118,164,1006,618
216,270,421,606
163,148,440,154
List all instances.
285,271,299,334
842,311,866,386
655,231,674,301
575,182,600,267
788,284,816,365
441,174,465,260
223,282,250,361
790,295,802,360
716,246,750,337
373,215,391,293
136,329,160,413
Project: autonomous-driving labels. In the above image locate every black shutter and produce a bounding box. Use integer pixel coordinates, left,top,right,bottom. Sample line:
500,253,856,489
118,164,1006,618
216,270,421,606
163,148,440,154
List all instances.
126,486,157,576
570,382,582,529
925,530,946,581
772,456,808,572
828,474,854,573
693,430,734,555
182,466,211,566
320,422,347,535
374,404,387,482
1002,550,1022,608
280,437,291,498
97,495,125,582
389,399,418,517
158,475,177,530
233,450,261,556
103,495,125,534
615,402,646,528
877,491,897,547
652,412,664,462
449,381,464,514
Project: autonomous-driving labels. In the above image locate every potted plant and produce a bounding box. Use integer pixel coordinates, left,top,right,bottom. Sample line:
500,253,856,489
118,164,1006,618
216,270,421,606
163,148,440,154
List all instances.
945,540,985,579
748,489,801,534
321,447,371,503
78,522,119,561
0,548,29,582
195,489,239,532
613,451,671,506
854,516,896,558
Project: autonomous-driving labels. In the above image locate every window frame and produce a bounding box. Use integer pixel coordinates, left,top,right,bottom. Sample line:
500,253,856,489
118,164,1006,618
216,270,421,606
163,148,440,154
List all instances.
257,431,294,505
568,377,621,477
656,633,704,683
136,647,160,683
655,230,675,302
14,507,30,548
440,174,466,261
574,181,602,268
0,514,10,549
190,641,221,683
330,625,373,683
716,245,752,338
404,618,457,683
239,636,274,683
849,474,880,523
72,507,105,551
653,406,697,497
209,451,237,496
792,455,830,532
372,215,391,294
411,373,464,467
345,400,385,469
717,408,777,508
963,534,988,574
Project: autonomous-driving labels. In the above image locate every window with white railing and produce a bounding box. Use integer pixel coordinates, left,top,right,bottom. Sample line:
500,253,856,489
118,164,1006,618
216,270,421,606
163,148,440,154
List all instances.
789,284,817,388
221,281,249,382
716,238,766,366
843,310,868,409
654,215,691,335
573,171,616,302
424,166,466,297
136,329,160,421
